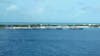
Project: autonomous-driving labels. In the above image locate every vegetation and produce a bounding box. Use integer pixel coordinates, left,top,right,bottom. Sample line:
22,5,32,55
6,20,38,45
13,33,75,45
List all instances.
0,24,100,29
0,25,5,29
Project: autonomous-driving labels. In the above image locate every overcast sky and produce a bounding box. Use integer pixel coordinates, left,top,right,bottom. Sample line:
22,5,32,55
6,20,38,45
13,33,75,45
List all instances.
0,0,100,23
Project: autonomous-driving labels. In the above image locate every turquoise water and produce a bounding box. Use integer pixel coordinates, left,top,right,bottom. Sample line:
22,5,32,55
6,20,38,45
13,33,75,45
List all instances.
0,29,100,56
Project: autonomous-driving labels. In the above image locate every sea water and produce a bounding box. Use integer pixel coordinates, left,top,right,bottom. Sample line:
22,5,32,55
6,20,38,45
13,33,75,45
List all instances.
0,29,100,56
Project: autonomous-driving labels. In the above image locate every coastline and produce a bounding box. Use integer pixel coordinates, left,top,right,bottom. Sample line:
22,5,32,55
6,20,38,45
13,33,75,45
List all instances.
0,24,100,30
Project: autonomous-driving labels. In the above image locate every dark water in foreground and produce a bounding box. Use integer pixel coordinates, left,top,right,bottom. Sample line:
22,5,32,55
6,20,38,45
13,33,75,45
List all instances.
0,29,100,56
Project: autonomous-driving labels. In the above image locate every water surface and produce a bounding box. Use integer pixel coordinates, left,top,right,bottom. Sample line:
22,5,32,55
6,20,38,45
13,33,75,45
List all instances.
0,29,100,56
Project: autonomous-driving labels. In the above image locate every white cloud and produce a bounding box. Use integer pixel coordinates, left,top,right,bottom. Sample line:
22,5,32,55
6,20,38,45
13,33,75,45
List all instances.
34,7,44,15
7,5,18,11
37,8,44,13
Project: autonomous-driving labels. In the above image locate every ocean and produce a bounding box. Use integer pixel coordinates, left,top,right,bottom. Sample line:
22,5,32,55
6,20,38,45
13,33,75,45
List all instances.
0,29,100,56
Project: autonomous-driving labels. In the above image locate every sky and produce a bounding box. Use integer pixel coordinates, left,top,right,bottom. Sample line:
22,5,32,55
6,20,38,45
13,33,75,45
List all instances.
0,0,100,23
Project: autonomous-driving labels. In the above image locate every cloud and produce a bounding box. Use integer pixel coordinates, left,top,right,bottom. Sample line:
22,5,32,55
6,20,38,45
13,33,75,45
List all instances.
37,8,44,14
33,7,45,15
6,5,18,11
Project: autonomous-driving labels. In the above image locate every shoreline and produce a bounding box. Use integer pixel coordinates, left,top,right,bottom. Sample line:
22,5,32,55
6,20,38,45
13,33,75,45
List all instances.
0,24,100,30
